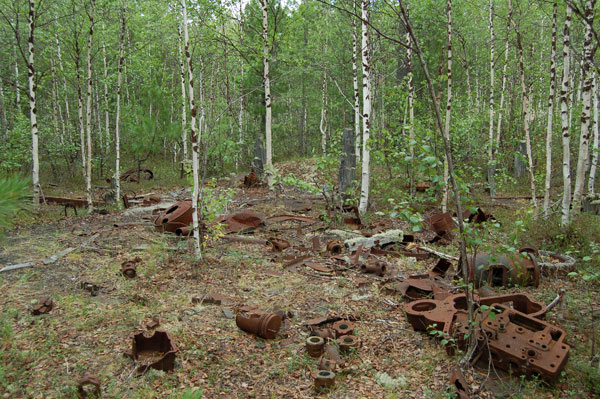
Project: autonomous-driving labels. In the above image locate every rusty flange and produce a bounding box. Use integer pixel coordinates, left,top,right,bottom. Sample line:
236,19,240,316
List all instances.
338,335,359,353
32,297,54,315
314,370,336,390
235,306,281,339
130,330,177,374
326,240,343,255
306,336,325,358
77,374,101,398
332,320,355,337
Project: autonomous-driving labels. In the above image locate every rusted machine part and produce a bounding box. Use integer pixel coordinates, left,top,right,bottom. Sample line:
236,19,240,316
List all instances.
431,258,452,277
314,370,336,390
77,374,101,398
332,320,355,337
216,210,265,234
306,336,325,358
32,297,54,315
312,328,336,340
449,368,471,399
235,307,282,339
153,199,193,234
537,250,577,276
326,240,343,255
424,212,457,243
341,204,361,228
319,357,337,371
395,278,452,301
37,195,105,208
243,168,261,188
311,236,321,252
324,344,342,364
360,261,386,276
338,335,359,353
460,250,540,288
120,166,154,182
131,330,177,374
268,237,290,252
121,260,138,278
415,181,431,192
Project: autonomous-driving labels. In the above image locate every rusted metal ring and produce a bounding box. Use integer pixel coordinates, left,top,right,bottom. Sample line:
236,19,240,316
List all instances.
338,335,359,353
306,336,325,358
315,370,336,390
332,320,355,337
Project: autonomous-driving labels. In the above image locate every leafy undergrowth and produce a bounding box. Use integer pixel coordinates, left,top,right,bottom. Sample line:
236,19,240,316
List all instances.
0,161,598,398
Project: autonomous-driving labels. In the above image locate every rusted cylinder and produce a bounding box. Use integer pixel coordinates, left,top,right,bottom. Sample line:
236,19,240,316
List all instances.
332,320,355,338
306,336,325,358
121,261,137,278
338,335,359,353
314,370,336,390
236,308,282,339
326,240,343,254
319,357,337,371
360,261,386,276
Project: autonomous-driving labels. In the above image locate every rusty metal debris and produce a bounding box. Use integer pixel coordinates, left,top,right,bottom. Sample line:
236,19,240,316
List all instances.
192,293,231,306
236,306,282,339
266,214,318,224
32,296,53,315
424,212,457,244
312,328,336,340
120,166,154,182
449,368,471,399
121,259,139,278
319,357,336,371
463,208,494,224
77,374,101,398
153,199,193,234
393,278,453,301
80,281,99,296
360,260,387,276
332,320,355,337
338,335,359,353
326,240,343,254
460,249,540,288
324,344,342,364
243,168,261,188
537,250,577,276
314,370,336,390
128,330,177,374
416,181,431,192
268,237,290,252
38,195,105,208
340,204,361,229
217,210,265,234
308,263,333,273
306,336,325,358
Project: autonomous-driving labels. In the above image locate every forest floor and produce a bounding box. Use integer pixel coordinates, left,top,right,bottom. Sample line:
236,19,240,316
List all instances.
0,160,598,399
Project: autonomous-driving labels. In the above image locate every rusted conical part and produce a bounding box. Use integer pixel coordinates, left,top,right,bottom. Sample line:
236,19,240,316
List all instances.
360,261,386,276
306,336,325,358
332,320,355,338
315,370,336,390
236,307,282,339
338,334,359,353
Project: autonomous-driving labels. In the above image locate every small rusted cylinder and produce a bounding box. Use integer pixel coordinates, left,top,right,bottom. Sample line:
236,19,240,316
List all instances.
236,308,282,339
306,336,325,358
121,261,137,278
318,357,337,371
360,261,386,276
332,320,355,338
315,370,336,390
338,335,359,353
326,240,343,254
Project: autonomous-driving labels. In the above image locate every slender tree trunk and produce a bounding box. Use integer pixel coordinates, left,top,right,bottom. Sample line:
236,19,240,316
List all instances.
181,0,201,257
358,0,372,215
261,0,273,189
0,80,7,138
441,0,453,213
352,0,361,164
85,0,95,213
496,8,510,149
572,0,597,216
178,23,188,175
560,5,573,226
56,35,71,144
14,43,20,108
319,69,328,154
114,9,125,208
76,42,86,177
49,58,61,145
543,2,558,217
588,76,599,194
101,22,110,164
510,0,537,212
27,0,39,205
487,0,495,196
406,3,414,195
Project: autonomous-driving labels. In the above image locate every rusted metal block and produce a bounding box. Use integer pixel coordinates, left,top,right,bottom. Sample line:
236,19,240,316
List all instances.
360,260,387,276
77,374,101,398
235,307,281,339
338,335,359,353
460,250,540,288
314,370,336,390
32,297,54,315
306,336,325,358
130,330,177,374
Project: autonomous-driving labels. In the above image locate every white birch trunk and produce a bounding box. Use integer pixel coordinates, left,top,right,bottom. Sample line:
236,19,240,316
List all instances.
319,69,327,154
560,5,572,226
543,2,558,217
85,0,95,213
177,24,188,166
56,35,71,142
487,0,495,196
571,0,596,216
358,0,371,215
261,0,273,189
27,0,39,205
588,76,599,194
101,22,110,158
495,9,510,149
14,43,20,107
352,0,361,164
442,0,453,213
181,0,201,257
114,10,125,208
0,81,7,138
406,3,415,195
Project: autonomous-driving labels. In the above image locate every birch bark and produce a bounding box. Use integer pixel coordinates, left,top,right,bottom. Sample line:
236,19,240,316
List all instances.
84,0,95,213
588,76,599,194
27,0,39,205
487,0,495,196
560,5,572,226
260,0,273,189
358,0,371,215
352,0,360,164
543,2,558,216
442,0,453,213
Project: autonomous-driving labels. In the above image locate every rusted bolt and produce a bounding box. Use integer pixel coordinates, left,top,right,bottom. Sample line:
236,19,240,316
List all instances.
306,336,325,358
77,374,101,398
360,261,386,276
319,357,337,371
32,297,54,315
332,320,355,338
121,261,137,278
326,240,343,255
338,335,359,353
314,370,336,390
236,307,282,339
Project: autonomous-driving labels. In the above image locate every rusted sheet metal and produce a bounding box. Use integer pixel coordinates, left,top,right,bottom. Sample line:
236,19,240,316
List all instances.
243,168,261,188
394,278,452,301
153,199,193,234
266,214,317,224
268,237,290,252
308,263,334,273
338,335,359,353
431,258,452,277
449,368,471,399
32,297,54,315
217,210,265,234
38,195,105,207
130,330,177,374
460,250,540,288
283,255,312,269
424,212,457,243
306,336,325,358
77,374,101,398
360,260,387,276
236,306,281,339
120,166,154,182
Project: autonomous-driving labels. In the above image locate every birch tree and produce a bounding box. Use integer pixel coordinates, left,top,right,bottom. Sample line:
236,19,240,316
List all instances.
487,0,495,196
571,0,596,216
441,0,453,213
352,0,360,164
84,0,95,213
178,23,187,176
495,5,510,149
358,0,371,215
588,76,599,194
27,0,39,205
114,8,126,208
405,3,415,196
543,2,558,217
560,4,573,226
260,0,274,189
101,22,110,162
181,0,201,257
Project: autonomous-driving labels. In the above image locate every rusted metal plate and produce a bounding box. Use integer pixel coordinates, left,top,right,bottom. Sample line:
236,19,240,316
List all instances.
216,210,265,233
308,263,333,273
424,212,457,243
449,368,471,399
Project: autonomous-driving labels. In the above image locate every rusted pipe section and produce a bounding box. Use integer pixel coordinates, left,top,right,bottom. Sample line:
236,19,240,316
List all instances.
338,335,359,353
326,240,343,255
77,374,101,398
235,306,282,339
360,261,386,276
121,260,138,278
306,336,325,358
332,320,355,338
314,370,336,390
